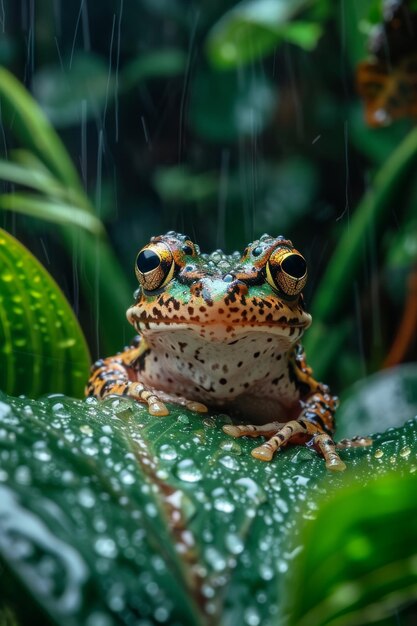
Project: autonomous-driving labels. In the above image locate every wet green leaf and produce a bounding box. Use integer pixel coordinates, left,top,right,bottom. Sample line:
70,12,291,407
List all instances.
0,228,90,397
0,67,84,196
285,471,417,626
0,193,105,236
0,387,416,625
207,0,323,68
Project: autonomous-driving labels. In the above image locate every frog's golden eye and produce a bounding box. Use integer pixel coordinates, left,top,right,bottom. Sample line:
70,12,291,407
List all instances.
135,242,175,291
266,248,307,297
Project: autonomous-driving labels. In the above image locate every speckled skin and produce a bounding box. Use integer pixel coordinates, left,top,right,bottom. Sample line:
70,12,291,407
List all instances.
86,232,347,471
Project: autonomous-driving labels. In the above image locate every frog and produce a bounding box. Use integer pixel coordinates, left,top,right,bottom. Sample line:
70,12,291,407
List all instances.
86,231,363,471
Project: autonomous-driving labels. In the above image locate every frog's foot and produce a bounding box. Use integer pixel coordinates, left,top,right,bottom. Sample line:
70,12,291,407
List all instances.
223,420,346,472
128,383,208,416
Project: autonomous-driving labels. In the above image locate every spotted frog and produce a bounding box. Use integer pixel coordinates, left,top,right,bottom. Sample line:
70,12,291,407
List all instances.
87,232,358,471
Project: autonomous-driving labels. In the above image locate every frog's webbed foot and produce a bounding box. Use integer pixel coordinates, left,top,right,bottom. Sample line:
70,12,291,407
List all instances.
223,419,347,472
86,350,208,417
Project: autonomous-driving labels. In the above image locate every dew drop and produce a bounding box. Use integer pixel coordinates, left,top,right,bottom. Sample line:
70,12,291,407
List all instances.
212,487,235,513
175,459,202,483
400,446,411,459
225,533,244,555
94,537,118,559
219,455,239,470
374,449,384,459
159,444,178,461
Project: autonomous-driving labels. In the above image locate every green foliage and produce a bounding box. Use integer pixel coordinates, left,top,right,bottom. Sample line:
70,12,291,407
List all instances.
0,228,90,397
286,471,417,626
206,0,324,68
304,126,417,378
0,67,132,354
0,374,416,625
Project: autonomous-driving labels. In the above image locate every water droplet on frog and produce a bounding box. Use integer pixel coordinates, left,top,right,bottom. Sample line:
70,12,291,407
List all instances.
219,455,239,470
374,448,384,459
159,444,178,461
400,446,411,458
175,459,202,482
94,537,118,559
177,414,190,424
80,424,93,436
389,455,397,464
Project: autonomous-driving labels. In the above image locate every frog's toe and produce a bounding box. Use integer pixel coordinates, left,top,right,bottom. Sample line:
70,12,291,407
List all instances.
185,401,208,413
223,422,281,438
147,399,170,417
251,444,275,461
313,433,346,472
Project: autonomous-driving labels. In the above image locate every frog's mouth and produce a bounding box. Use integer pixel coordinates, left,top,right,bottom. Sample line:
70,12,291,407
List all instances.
127,309,312,337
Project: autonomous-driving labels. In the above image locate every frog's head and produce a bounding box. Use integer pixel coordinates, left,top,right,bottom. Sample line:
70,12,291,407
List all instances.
127,232,312,346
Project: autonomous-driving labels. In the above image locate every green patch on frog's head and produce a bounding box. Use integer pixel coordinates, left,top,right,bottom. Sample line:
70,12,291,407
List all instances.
127,232,312,340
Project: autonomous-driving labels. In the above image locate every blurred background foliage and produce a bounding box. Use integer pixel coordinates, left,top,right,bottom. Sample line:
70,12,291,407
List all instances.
0,0,415,392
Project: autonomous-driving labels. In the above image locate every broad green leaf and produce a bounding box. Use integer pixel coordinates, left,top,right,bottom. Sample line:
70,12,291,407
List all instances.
0,67,84,197
32,53,112,128
206,0,323,68
0,387,416,625
337,364,417,440
189,68,276,142
0,228,90,397
0,193,105,236
122,49,187,91
285,471,417,626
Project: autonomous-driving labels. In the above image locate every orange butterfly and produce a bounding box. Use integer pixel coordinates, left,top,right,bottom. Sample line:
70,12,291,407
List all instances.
356,0,417,127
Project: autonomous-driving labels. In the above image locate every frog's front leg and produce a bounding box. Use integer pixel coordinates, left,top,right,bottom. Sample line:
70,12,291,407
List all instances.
85,336,208,416
223,344,346,472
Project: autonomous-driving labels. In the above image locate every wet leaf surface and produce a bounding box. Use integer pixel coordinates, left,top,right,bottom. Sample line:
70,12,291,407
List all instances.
0,228,90,398
0,388,416,625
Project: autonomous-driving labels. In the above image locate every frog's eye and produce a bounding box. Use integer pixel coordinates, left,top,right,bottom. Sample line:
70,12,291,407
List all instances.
135,242,175,291
266,248,307,297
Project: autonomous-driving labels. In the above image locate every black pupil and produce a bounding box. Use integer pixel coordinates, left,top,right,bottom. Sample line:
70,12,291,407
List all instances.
282,254,306,278
137,249,160,273
183,245,193,255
